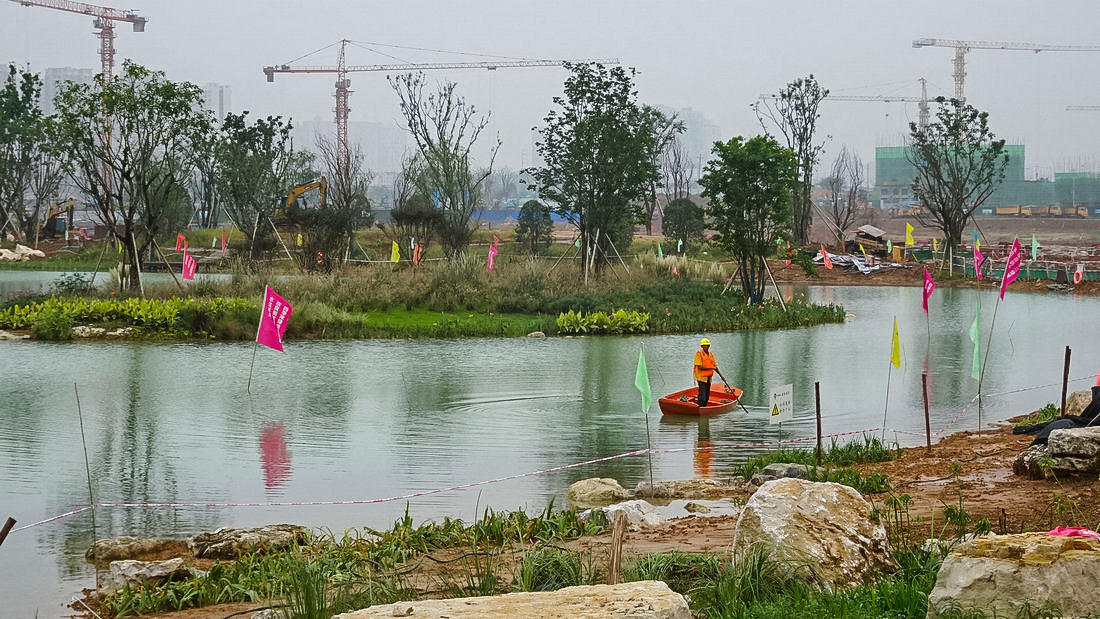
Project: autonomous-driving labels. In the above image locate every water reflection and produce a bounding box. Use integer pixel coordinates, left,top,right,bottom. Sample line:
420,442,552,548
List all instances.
260,422,291,491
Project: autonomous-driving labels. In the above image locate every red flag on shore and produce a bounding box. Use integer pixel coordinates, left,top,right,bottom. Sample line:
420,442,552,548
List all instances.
175,233,185,252
181,246,197,280
413,244,423,266
922,268,935,314
256,286,293,352
1000,238,1022,300
220,232,227,252
821,245,833,270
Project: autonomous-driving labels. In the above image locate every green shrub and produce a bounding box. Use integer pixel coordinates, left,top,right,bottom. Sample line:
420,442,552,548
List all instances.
513,547,590,592
32,309,73,340
556,309,649,335
1016,403,1060,428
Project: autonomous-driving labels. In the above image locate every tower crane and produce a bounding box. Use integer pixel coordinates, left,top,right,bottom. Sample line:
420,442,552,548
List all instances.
912,38,1100,102
759,78,932,127
1066,105,1100,112
264,39,618,171
8,0,146,83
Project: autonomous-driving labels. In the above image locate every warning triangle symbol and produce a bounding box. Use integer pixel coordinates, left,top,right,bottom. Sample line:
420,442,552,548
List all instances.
771,404,780,416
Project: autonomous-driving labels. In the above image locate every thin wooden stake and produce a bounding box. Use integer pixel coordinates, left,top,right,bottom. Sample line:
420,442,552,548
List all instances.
0,517,15,549
130,231,144,298
86,238,109,288
882,364,893,442
246,340,259,393
922,372,932,453
815,381,822,467
152,239,185,291
1061,346,1072,417
74,384,96,544
762,258,787,311
608,511,627,585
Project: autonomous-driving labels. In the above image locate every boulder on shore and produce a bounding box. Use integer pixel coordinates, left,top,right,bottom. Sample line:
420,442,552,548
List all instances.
188,524,307,559
568,478,628,508
927,532,1100,618
86,536,186,562
334,580,690,618
98,558,204,594
1012,444,1049,480
732,478,896,588
1046,426,1100,475
634,478,740,500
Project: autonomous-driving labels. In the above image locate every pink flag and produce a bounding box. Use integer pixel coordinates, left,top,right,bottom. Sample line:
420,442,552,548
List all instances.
256,286,293,352
974,246,985,281
175,232,185,252
492,235,500,247
413,244,423,266
486,244,498,271
821,245,833,270
1000,237,1022,300
181,246,197,280
220,232,227,252
784,241,791,267
922,268,935,314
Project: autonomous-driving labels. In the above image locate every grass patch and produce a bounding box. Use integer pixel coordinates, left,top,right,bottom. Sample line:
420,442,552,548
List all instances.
1015,403,1060,428
732,435,899,480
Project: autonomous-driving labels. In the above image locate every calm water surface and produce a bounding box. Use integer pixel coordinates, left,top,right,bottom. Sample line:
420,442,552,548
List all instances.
1,280,1098,616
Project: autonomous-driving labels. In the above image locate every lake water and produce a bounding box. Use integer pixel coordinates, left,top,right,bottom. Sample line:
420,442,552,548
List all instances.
1,279,1098,616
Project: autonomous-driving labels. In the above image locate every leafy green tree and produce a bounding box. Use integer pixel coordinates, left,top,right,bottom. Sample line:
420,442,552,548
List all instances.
700,135,799,303
0,64,64,242
662,197,705,250
214,111,300,257
53,61,210,290
390,73,498,257
526,63,663,275
515,199,553,255
907,97,1008,265
754,74,828,244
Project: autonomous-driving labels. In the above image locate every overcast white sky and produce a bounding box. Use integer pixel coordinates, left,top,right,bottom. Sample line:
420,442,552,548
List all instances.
4,0,1100,179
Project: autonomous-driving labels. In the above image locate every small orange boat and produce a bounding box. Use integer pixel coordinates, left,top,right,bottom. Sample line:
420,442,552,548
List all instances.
658,384,744,416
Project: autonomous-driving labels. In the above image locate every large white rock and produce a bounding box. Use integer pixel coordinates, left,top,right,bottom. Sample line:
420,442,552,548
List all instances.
732,478,896,587
334,581,691,618
928,533,1100,618
635,478,740,499
568,478,628,508
98,558,203,594
86,536,183,562
0,248,23,261
188,524,306,559
1048,426,1100,475
603,500,665,530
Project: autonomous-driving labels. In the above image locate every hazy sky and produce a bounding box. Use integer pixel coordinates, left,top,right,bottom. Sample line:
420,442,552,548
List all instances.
4,0,1100,179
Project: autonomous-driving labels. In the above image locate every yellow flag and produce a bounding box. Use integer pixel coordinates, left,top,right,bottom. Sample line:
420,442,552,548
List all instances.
858,243,867,258
905,223,915,246
932,238,938,252
390,240,400,263
890,317,901,368
976,238,981,251
296,233,303,247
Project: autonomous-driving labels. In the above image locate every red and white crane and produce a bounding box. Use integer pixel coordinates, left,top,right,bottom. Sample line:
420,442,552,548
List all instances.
264,39,618,170
9,0,146,83
912,38,1100,102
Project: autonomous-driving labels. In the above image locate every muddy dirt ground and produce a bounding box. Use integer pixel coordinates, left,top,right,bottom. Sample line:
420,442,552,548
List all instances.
72,414,1100,619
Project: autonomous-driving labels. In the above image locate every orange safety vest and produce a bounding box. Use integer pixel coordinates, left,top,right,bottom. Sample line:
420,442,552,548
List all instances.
693,349,716,382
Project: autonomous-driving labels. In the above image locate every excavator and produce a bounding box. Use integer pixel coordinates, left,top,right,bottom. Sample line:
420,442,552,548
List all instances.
277,178,327,216
38,198,74,239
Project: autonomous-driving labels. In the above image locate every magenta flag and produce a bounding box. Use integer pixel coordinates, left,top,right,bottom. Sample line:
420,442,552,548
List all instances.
175,232,185,252
974,246,985,281
922,268,935,314
256,286,293,352
181,247,197,280
486,244,498,271
220,232,227,252
1000,238,1022,300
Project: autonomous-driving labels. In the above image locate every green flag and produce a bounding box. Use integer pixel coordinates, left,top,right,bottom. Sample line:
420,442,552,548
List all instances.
969,300,981,380
886,239,893,253
657,243,663,258
635,347,652,413
1031,234,1040,260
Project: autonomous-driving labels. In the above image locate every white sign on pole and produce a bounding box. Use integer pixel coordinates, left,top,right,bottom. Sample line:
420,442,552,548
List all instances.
768,384,794,425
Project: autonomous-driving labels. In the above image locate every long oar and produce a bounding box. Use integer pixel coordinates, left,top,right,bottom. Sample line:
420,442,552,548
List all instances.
716,369,751,414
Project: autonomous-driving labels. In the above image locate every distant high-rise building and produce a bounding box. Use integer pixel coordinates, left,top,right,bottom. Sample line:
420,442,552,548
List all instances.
41,67,94,115
203,83,232,122
656,105,721,162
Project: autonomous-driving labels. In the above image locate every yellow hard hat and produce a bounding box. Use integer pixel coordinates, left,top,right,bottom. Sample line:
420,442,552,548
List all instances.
700,338,710,346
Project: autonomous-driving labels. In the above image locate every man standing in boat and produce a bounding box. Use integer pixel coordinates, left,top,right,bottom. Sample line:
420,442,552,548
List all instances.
694,338,719,408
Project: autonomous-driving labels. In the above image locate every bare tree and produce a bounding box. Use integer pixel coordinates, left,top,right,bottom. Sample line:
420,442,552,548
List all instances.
29,152,67,241
487,167,518,209
639,106,683,235
662,135,695,203
754,74,829,244
385,152,440,253
822,147,863,248
316,132,373,261
389,72,500,257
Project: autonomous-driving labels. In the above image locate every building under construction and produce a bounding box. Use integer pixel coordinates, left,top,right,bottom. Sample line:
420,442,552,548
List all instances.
874,145,1100,216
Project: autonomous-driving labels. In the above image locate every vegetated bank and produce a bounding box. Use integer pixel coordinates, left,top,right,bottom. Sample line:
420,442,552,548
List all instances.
83,436,1027,619
1,249,845,341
